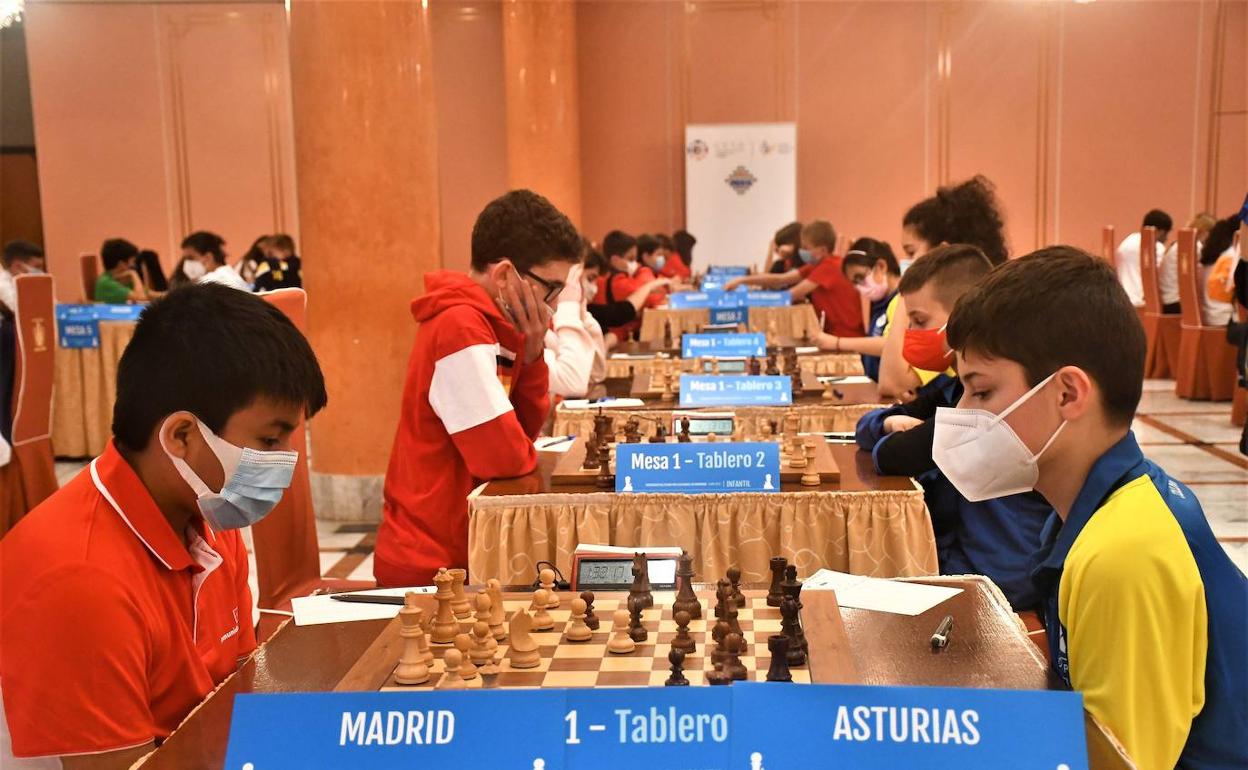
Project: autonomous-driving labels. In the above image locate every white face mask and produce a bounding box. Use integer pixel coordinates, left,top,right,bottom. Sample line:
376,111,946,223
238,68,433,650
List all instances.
583,280,598,302
183,259,207,280
625,260,638,277
932,373,1066,502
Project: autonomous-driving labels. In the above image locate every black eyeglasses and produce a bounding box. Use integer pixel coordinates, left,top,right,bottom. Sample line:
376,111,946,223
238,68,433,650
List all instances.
520,268,565,304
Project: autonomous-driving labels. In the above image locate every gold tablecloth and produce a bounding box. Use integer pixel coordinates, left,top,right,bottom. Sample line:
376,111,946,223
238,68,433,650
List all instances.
604,352,864,379
468,488,935,586
553,403,886,438
638,304,821,342
51,320,136,458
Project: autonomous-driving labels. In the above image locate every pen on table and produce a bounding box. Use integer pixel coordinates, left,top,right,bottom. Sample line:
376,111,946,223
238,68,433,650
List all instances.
330,594,408,606
930,614,954,649
537,435,576,449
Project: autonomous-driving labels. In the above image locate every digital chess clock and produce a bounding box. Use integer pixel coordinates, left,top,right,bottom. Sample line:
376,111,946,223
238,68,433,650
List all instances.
669,412,735,437
571,555,680,592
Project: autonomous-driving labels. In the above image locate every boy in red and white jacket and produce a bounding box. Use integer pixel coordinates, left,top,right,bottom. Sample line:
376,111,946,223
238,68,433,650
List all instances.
376,190,582,587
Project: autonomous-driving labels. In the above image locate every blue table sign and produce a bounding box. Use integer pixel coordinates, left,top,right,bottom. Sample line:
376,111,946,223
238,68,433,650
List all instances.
55,304,100,349
743,290,790,307
224,690,569,769
706,265,748,277
615,441,780,494
679,375,792,407
681,332,767,359
95,303,146,321
668,291,713,309
709,306,748,326
731,683,1088,770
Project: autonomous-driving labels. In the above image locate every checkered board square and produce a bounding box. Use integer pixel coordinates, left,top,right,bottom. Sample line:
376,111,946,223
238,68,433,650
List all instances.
378,593,811,690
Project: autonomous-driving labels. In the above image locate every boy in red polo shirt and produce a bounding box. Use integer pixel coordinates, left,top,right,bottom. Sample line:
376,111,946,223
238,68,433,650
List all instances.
377,189,582,587
724,220,864,338
0,283,327,768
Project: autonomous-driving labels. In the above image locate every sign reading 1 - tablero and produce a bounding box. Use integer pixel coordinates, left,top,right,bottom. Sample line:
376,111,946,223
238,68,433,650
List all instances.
223,684,1089,769
614,442,780,494
680,374,791,407
681,332,767,359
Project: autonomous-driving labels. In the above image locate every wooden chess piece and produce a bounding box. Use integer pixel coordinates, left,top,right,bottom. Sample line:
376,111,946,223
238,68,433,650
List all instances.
539,568,561,608
724,633,748,681
678,416,692,443
394,594,431,685
672,551,702,620
566,597,593,642
671,610,696,655
765,635,794,682
662,320,673,349
431,568,459,643
506,608,541,669
726,566,746,609
596,451,614,488
436,649,467,689
470,621,494,666
454,633,478,680
627,594,648,643
780,595,807,666
711,358,720,375
629,552,653,608
582,434,600,470
801,465,821,486
788,437,807,469
580,591,600,630
664,648,690,687
822,380,835,400
711,619,732,668
660,371,674,402
487,578,507,641
766,557,787,607
649,423,668,443
448,568,472,620
473,592,498,652
765,353,779,376
705,432,717,442
530,589,555,631
783,565,809,654
607,608,636,654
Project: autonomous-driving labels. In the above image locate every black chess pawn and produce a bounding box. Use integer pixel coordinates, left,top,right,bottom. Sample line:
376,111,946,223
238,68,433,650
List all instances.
780,595,807,666
664,648,690,686
581,591,599,630
677,416,692,443
766,635,794,682
628,594,648,642
595,456,614,489
649,423,668,443
765,354,780,376
581,435,601,470
671,610,696,654
724,633,748,681
726,566,746,609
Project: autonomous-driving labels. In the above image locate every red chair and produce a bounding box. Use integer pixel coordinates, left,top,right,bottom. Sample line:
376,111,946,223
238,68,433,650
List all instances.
1101,225,1117,275
251,288,373,639
1140,226,1180,379
79,253,99,303
0,274,58,537
1175,229,1238,401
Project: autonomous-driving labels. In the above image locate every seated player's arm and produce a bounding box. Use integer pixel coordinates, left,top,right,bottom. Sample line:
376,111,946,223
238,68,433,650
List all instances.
788,278,820,303
816,333,886,357
586,300,637,330
543,301,596,398
1,567,159,765
428,310,541,478
861,384,944,476
1062,529,1208,770
725,271,799,292
877,296,923,399
624,278,669,312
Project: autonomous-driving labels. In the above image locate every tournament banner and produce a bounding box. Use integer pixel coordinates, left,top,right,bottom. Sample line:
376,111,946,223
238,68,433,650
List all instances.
224,685,1089,769
685,123,796,269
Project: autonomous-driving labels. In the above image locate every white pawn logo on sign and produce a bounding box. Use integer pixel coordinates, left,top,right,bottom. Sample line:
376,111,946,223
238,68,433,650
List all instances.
750,752,765,770
763,474,774,490
623,476,634,492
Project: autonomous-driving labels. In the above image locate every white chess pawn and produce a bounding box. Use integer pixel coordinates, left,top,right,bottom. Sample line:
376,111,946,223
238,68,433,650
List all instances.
437,649,467,689
474,592,498,652
487,579,507,641
454,634,478,681
530,589,555,630
539,568,561,609
565,597,593,642
607,608,636,654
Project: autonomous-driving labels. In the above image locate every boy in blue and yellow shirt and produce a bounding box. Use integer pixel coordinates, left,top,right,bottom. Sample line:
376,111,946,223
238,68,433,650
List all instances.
939,246,1246,769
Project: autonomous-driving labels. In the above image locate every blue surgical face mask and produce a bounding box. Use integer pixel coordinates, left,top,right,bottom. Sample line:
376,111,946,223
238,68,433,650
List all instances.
797,248,813,264
653,255,666,272
162,416,298,531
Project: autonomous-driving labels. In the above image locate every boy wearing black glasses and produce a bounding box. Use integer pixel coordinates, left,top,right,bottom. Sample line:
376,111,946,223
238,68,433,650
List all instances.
376,190,582,587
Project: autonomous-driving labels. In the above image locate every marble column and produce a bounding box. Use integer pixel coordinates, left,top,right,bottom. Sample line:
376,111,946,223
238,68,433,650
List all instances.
502,0,583,225
289,0,440,521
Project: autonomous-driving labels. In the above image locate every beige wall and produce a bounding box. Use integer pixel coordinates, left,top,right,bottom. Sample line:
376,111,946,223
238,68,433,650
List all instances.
24,1,297,300
574,0,1245,257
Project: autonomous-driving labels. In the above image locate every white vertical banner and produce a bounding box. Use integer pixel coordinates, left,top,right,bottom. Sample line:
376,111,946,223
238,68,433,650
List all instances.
684,123,797,270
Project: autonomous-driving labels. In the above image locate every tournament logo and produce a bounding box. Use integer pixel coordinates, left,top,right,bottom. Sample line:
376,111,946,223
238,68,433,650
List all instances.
685,139,709,161
724,165,757,196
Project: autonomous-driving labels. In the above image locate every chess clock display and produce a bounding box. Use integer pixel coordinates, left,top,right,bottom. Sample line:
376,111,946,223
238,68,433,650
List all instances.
669,412,735,437
572,555,679,592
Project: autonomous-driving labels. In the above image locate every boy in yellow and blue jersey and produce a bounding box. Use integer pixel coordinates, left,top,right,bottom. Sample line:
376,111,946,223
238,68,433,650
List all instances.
938,246,1246,770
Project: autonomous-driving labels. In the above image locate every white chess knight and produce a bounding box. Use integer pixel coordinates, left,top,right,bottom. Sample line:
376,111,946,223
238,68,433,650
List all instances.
763,474,774,490
750,751,765,770
623,475,634,492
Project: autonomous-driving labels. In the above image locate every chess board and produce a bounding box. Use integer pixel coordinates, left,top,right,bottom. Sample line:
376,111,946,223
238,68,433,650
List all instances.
549,437,840,486
333,590,855,692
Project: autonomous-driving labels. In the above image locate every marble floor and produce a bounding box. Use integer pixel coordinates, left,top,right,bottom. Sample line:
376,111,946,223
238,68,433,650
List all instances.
50,379,1248,600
